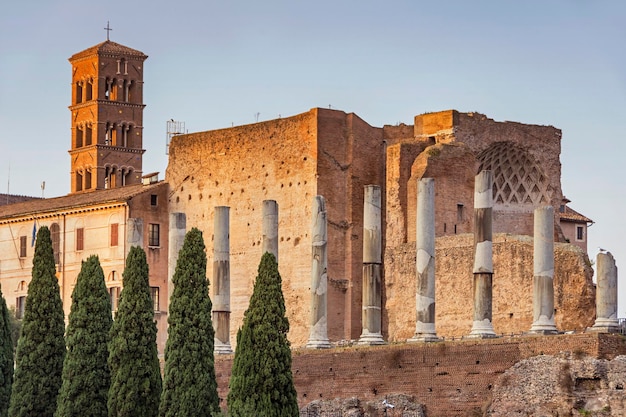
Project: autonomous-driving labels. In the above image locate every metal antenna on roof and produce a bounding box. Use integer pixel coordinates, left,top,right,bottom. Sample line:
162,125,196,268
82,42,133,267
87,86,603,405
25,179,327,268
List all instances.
104,21,113,41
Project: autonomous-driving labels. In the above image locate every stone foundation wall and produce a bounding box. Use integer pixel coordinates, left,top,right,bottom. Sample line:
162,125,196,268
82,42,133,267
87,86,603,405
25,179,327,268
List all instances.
215,333,626,417
384,233,596,340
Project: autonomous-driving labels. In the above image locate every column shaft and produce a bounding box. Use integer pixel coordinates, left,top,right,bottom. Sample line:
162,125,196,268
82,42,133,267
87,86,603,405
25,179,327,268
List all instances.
167,213,186,310
358,185,385,345
262,200,278,262
590,251,619,332
529,205,558,334
409,178,438,342
307,196,331,348
213,206,232,353
469,170,496,338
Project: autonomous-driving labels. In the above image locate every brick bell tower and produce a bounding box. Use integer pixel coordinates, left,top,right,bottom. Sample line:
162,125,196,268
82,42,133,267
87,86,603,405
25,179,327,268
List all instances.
68,36,148,193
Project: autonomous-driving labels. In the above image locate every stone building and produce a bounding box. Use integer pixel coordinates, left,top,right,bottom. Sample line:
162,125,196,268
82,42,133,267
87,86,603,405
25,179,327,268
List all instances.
559,197,593,253
0,39,170,354
166,108,596,347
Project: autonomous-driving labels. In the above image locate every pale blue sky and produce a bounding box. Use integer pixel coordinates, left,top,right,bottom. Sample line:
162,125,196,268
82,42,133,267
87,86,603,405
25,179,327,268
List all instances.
1,1,625,314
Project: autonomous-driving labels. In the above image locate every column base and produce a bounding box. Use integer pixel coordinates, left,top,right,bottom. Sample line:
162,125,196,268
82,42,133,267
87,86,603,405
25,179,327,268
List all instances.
214,341,233,354
357,332,386,345
408,333,440,343
306,339,332,349
529,316,558,334
468,319,497,338
586,325,620,334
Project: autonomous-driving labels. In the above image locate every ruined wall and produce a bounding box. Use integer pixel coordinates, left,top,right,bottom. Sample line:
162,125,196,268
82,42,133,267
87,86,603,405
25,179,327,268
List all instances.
384,233,596,340
166,108,384,346
317,111,385,340
407,142,476,240
167,111,318,348
214,333,626,417
408,111,564,239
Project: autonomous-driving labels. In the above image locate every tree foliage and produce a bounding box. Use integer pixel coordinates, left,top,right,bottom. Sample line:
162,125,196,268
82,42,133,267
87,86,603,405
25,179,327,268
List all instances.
0,284,14,417
9,226,66,417
55,255,112,417
108,246,161,417
227,252,298,417
159,227,219,417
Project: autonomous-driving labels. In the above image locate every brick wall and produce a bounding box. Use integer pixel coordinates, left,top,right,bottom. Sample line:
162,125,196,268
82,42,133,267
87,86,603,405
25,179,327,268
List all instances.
214,333,626,417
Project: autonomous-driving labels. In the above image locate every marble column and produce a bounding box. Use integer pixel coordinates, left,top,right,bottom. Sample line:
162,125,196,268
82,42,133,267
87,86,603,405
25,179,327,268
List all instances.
589,251,619,333
213,206,233,353
306,196,331,348
167,213,186,308
469,170,497,338
409,178,439,342
358,185,385,345
262,200,279,262
529,205,558,334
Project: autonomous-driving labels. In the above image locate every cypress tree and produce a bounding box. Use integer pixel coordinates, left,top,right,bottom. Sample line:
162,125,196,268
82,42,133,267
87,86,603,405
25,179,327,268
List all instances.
55,255,112,417
159,228,219,417
0,284,14,417
9,226,66,417
227,252,298,417
108,246,161,417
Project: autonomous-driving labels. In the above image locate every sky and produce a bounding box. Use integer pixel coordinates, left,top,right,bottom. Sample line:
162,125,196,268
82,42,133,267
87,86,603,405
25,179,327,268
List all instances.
1,1,625,315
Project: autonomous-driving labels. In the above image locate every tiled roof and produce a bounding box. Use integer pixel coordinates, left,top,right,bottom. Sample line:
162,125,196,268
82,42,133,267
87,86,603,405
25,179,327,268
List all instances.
69,40,148,61
560,205,593,224
0,194,41,206
0,182,166,220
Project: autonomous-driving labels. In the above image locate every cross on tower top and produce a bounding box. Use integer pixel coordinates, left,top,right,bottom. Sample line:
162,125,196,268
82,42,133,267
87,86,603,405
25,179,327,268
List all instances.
104,21,112,41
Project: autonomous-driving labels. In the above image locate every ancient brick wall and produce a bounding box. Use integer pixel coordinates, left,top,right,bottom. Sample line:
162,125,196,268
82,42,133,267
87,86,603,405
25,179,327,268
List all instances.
167,108,583,350
166,108,385,345
384,233,596,341
214,333,626,417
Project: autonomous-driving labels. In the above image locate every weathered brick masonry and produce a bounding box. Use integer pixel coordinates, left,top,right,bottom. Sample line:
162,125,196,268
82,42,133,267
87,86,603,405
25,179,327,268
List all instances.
215,333,626,417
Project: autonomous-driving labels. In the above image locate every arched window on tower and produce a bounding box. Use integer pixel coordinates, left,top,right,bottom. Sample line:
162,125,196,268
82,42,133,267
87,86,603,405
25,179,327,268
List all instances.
76,126,84,148
75,81,83,104
85,79,93,101
76,171,83,192
85,169,92,190
128,80,135,103
85,124,92,146
123,79,130,102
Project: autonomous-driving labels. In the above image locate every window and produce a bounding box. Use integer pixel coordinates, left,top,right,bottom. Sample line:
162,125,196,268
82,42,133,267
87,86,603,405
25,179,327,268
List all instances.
50,223,60,264
148,224,160,247
19,236,27,258
16,296,26,319
150,194,158,206
576,225,584,241
108,287,120,313
457,203,465,222
150,287,160,312
110,223,119,247
76,228,84,251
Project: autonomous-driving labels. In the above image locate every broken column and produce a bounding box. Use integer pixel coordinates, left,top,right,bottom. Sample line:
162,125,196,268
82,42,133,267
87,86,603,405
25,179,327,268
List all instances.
469,170,496,338
213,206,233,353
168,212,186,307
529,205,558,334
358,185,385,345
589,251,619,333
262,200,278,262
409,178,439,342
306,196,331,349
